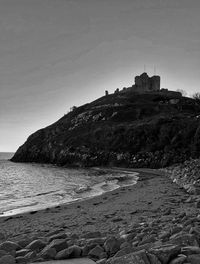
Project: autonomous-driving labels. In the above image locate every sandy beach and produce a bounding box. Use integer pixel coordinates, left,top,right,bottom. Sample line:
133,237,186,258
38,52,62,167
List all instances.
0,168,193,242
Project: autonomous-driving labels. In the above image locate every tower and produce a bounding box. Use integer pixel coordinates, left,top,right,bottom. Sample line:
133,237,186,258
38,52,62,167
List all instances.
151,75,160,91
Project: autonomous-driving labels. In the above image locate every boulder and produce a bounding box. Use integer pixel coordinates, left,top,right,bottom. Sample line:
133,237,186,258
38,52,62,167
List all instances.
0,233,5,241
187,254,200,264
120,242,132,249
48,233,68,243
0,255,16,264
106,249,150,264
96,259,107,264
89,245,104,260
181,246,200,255
0,241,20,253
43,239,68,253
82,244,97,257
17,239,31,248
104,236,120,257
15,256,27,263
86,237,106,246
126,233,136,242
0,250,8,258
26,239,46,252
55,245,82,259
82,232,102,239
16,249,30,257
149,244,181,264
168,255,187,264
113,246,132,258
24,251,37,261
139,235,156,246
39,247,57,260
170,234,199,247
147,253,161,264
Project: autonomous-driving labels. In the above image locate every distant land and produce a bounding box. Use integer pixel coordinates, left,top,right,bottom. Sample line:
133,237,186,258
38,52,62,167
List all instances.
11,72,200,168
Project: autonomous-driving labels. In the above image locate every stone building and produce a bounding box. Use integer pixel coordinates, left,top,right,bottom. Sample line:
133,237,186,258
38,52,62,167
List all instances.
133,72,160,92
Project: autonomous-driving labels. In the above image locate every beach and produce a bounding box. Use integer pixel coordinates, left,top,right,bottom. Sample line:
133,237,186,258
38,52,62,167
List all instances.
0,168,192,242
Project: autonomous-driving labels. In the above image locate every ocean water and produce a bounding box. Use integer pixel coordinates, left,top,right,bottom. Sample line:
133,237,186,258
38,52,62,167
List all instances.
0,152,138,216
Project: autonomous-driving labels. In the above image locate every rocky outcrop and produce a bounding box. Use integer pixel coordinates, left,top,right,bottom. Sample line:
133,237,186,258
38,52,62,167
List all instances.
11,92,200,168
2,208,200,264
163,159,200,194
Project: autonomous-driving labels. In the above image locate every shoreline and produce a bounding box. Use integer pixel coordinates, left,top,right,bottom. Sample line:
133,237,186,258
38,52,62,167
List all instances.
0,166,139,217
1,166,200,263
0,167,192,241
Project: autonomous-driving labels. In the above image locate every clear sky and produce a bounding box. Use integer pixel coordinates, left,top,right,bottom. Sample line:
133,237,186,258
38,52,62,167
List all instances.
1,0,200,152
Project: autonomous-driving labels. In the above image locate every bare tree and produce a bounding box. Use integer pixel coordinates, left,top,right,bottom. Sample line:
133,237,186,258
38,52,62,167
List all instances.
176,89,187,96
192,92,200,103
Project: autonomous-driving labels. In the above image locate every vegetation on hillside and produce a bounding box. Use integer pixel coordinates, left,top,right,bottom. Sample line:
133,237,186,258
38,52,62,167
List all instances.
11,90,200,168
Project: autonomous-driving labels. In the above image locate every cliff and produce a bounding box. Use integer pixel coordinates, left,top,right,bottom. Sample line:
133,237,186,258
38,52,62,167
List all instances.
11,90,200,168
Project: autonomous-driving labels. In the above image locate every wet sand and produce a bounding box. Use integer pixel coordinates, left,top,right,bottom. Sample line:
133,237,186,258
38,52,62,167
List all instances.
0,168,192,242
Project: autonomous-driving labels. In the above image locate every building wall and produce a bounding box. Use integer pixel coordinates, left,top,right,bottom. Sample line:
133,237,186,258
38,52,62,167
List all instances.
134,72,160,92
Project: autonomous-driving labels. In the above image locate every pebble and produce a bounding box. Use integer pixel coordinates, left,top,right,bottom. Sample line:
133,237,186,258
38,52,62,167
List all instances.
2,159,200,264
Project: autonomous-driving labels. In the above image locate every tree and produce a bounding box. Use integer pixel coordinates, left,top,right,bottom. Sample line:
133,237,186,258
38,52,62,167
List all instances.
70,106,77,112
192,92,200,103
176,89,187,97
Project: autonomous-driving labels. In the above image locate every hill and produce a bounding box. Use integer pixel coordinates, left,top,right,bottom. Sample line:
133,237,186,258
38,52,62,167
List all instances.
11,90,200,168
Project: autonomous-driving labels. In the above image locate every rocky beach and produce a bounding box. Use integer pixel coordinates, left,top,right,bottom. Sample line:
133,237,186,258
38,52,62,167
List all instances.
0,164,200,264
3,76,200,264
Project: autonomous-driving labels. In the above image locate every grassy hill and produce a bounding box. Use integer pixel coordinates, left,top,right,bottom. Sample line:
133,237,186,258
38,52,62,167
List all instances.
11,90,200,168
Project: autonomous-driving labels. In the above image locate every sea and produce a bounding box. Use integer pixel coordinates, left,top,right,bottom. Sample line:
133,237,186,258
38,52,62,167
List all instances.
0,152,138,217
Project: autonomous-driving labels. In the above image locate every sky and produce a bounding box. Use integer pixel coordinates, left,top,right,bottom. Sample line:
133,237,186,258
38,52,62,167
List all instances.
1,0,200,152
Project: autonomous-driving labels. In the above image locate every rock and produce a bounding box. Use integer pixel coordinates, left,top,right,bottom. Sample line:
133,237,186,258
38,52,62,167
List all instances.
55,245,82,259
164,208,172,215
86,237,106,246
158,231,171,241
39,247,57,260
26,239,46,252
82,232,102,239
181,246,200,255
120,242,131,249
0,255,16,264
106,249,150,264
15,256,27,263
187,254,200,264
0,250,8,258
147,253,161,264
133,242,154,252
113,246,132,258
171,226,183,235
97,259,107,264
43,238,68,252
0,241,20,253
0,233,5,241
17,239,31,248
69,234,79,240
170,233,199,247
82,244,97,257
16,249,30,257
24,251,37,261
100,252,107,259
139,234,156,245
47,232,67,242
88,245,104,260
104,236,120,257
168,255,187,264
149,244,181,264
196,200,200,208
126,233,136,242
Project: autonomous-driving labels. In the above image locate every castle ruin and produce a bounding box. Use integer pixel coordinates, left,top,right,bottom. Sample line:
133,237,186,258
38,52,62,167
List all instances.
105,72,161,96
132,72,160,93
